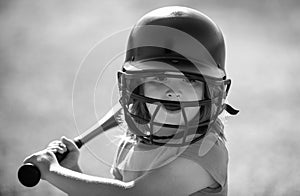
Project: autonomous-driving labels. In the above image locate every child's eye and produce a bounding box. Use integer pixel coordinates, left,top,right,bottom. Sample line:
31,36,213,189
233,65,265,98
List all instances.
154,76,167,82
189,79,198,84
183,78,202,86
182,78,194,83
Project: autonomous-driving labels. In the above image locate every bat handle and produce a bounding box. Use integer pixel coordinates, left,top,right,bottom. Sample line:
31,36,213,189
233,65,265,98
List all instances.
18,139,83,187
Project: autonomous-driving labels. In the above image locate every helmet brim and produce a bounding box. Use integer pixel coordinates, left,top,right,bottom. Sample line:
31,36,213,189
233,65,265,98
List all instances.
123,59,226,79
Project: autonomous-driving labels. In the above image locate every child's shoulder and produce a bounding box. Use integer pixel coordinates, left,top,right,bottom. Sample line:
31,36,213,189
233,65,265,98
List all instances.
181,135,228,163
178,136,229,192
129,147,218,195
165,155,219,190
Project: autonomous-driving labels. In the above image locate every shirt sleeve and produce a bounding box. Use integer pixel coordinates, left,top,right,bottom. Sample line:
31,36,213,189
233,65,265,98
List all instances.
179,138,228,190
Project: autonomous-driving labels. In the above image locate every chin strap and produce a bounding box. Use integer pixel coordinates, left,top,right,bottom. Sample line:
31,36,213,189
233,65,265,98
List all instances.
224,104,239,115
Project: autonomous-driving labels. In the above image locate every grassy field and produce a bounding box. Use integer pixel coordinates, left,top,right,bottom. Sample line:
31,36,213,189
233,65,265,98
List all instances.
1,0,300,195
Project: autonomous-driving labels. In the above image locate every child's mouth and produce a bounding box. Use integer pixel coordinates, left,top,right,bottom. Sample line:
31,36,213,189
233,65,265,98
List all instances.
162,103,181,112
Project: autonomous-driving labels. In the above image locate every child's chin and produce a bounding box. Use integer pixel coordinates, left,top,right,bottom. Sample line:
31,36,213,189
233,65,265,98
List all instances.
159,110,184,125
160,107,199,125
149,106,188,125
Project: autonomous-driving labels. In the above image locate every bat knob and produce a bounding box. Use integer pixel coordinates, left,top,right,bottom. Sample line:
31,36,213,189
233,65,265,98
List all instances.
18,163,41,187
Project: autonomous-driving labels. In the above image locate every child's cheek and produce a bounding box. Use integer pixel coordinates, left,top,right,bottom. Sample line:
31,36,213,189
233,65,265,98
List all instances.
185,106,201,121
144,84,164,99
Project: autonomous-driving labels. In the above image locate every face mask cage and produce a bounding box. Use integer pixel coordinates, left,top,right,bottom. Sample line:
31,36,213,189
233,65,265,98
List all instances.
117,70,231,147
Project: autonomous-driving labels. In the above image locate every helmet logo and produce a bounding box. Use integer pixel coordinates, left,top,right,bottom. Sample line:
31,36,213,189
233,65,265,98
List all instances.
170,11,184,17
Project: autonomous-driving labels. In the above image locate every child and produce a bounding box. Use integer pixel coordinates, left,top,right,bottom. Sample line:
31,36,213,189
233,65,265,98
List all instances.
24,6,238,196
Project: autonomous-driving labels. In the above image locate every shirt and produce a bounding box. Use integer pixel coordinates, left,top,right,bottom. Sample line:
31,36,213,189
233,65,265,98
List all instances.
180,137,228,195
111,135,228,196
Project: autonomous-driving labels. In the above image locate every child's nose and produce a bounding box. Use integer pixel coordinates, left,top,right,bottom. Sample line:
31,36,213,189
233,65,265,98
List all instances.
166,89,182,99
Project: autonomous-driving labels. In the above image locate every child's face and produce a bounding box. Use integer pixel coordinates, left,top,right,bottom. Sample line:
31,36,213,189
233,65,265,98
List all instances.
143,73,204,127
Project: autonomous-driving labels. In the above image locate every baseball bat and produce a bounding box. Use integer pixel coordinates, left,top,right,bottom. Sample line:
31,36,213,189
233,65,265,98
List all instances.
18,103,123,187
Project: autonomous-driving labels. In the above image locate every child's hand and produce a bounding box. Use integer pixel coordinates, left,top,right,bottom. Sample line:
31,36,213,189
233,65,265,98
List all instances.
46,136,80,171
23,149,59,180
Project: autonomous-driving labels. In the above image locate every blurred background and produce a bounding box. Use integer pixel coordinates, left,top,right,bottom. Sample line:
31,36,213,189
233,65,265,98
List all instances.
1,0,300,195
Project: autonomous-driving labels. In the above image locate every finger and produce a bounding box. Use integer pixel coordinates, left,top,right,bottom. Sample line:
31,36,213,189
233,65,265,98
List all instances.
48,141,67,148
61,136,77,151
47,143,66,150
47,146,66,154
23,150,48,164
48,140,61,146
23,154,36,164
47,141,64,149
47,142,67,152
